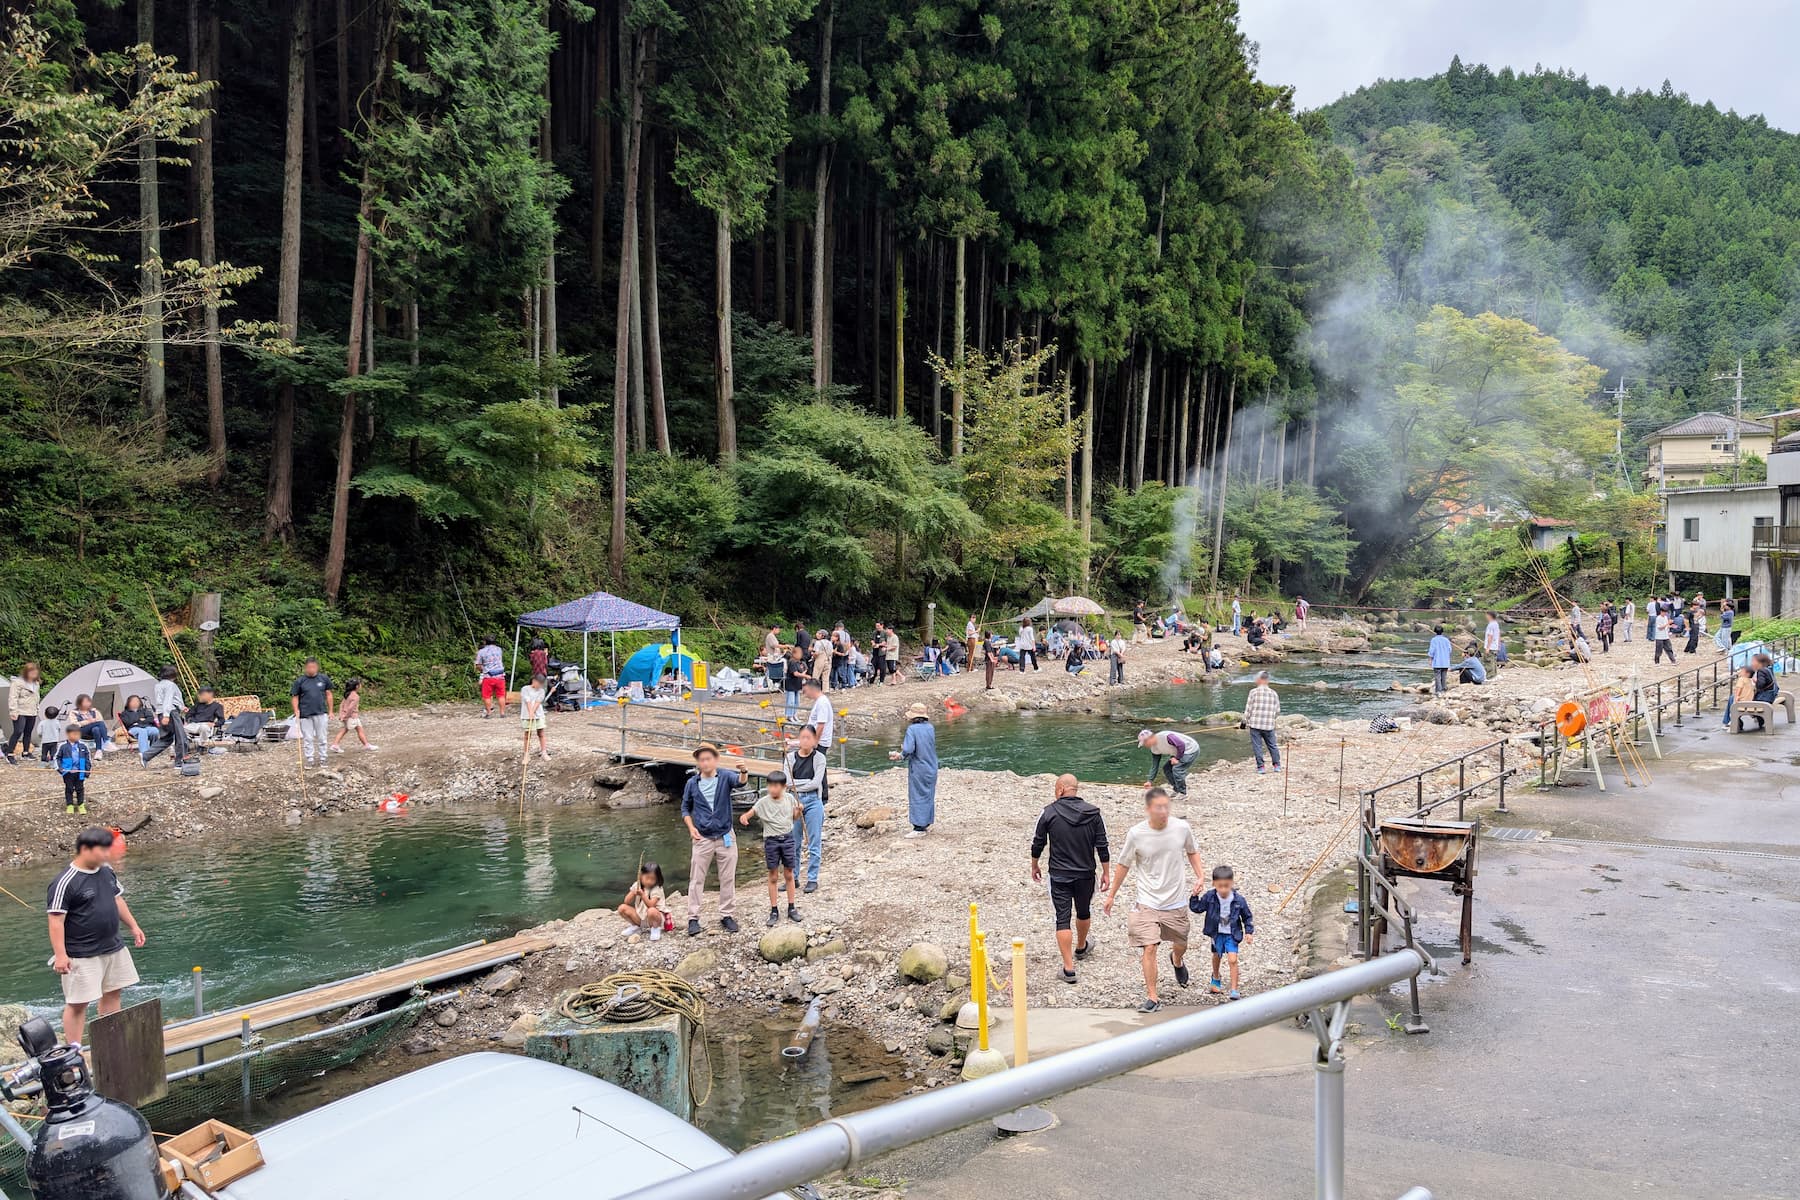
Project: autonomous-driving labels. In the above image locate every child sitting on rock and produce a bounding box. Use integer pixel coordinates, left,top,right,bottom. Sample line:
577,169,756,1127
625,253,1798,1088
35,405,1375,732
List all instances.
742,770,803,928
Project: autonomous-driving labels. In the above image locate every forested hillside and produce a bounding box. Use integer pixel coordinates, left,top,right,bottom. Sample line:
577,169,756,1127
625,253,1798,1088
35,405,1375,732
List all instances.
1322,61,1800,439
3,0,1799,693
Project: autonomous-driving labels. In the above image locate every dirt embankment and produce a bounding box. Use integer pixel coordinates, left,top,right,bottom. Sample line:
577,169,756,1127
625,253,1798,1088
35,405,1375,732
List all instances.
0,704,666,870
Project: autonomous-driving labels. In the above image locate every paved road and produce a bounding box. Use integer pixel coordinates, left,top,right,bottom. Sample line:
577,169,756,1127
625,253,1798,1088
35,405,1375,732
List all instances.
860,719,1800,1199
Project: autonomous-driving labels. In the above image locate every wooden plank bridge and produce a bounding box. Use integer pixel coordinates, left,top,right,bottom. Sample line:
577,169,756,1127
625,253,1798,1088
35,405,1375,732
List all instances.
162,933,553,1055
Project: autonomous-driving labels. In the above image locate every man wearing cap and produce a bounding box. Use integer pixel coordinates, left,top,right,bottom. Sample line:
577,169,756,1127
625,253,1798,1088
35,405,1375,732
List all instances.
1138,728,1200,797
784,724,831,893
680,744,741,935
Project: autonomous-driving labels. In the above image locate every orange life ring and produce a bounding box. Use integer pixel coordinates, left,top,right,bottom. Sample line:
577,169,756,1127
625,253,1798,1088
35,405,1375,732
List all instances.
1555,701,1586,738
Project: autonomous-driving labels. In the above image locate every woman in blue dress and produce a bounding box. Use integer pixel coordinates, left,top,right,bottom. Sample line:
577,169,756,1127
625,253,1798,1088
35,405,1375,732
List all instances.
891,702,939,837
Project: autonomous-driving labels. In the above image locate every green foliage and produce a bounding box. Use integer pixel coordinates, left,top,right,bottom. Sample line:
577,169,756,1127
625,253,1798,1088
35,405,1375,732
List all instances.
1326,65,1800,410
662,0,813,232
360,0,567,308
936,338,1081,585
1330,306,1609,596
1222,483,1355,591
1100,483,1201,595
350,323,595,538
731,401,977,605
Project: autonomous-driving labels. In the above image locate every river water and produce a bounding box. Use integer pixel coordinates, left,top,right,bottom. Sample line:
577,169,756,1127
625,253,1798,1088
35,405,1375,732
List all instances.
848,654,1420,781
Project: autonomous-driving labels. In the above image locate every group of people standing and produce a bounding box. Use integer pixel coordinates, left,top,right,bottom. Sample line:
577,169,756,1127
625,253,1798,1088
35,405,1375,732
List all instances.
1030,776,1254,1011
676,691,940,938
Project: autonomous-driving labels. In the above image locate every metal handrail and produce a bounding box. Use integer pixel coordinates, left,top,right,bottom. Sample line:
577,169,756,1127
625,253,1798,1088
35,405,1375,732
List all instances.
614,951,1427,1200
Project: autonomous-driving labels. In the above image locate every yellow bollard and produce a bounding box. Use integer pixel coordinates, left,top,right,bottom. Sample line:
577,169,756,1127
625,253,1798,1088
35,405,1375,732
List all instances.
972,931,989,1052
962,915,1007,1079
1011,937,1028,1066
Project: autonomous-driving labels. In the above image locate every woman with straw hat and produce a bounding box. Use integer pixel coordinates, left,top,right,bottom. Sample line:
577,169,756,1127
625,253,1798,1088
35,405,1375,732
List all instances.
891,702,939,837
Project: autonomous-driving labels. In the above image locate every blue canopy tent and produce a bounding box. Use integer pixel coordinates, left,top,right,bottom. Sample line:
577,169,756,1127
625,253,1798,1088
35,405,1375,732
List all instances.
512,591,681,698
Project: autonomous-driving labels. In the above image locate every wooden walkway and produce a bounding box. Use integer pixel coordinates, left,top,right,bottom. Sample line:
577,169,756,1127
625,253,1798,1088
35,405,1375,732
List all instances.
162,934,554,1055
612,740,788,778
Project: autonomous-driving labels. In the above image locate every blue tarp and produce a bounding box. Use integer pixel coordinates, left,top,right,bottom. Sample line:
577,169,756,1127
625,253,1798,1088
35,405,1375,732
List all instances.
516,591,680,633
618,643,698,689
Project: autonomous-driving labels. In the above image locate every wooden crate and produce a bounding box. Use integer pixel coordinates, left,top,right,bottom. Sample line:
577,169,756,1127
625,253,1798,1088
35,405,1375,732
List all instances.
162,1120,265,1191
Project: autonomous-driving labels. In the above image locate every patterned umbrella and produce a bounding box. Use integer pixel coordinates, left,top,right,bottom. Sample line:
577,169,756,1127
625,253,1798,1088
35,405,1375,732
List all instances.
1051,596,1105,616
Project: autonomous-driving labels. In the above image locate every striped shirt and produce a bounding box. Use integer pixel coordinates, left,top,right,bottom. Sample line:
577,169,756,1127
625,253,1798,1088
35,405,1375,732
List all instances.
1244,685,1281,731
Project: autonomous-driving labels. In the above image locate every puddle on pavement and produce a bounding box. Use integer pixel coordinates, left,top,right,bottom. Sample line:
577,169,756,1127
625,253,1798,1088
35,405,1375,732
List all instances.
1491,916,1544,953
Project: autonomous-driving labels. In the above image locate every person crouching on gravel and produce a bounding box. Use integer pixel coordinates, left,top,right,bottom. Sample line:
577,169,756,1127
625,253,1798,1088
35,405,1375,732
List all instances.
1192,865,1254,1000
742,770,803,927
616,862,667,941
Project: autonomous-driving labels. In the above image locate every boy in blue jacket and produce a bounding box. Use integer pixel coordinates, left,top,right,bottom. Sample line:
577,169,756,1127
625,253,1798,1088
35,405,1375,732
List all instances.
1192,864,1254,999
54,726,93,815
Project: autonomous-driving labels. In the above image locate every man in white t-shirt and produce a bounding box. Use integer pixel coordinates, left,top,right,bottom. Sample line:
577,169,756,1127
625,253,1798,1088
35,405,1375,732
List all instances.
1651,608,1676,665
803,678,834,748
1621,599,1636,642
1482,610,1504,676
1104,787,1206,1012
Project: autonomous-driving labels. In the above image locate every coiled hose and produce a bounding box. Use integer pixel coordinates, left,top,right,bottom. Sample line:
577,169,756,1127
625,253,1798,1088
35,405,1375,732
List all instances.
558,969,712,1106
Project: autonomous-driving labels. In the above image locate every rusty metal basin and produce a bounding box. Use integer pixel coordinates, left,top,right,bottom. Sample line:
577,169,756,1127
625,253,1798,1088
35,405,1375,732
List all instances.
1379,818,1475,874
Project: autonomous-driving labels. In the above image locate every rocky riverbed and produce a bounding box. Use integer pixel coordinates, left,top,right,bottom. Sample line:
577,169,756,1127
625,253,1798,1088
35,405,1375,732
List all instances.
425,707,1498,1082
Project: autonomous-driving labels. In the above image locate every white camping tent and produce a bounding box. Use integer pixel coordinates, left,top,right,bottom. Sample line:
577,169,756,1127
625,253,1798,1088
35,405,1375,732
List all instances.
40,659,157,721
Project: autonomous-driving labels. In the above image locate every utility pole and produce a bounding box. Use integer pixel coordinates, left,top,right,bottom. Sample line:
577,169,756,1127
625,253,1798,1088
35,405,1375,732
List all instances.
1604,374,1630,488
1713,356,1745,483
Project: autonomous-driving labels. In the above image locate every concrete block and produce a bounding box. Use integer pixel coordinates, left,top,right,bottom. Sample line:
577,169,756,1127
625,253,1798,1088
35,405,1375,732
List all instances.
524,1008,692,1120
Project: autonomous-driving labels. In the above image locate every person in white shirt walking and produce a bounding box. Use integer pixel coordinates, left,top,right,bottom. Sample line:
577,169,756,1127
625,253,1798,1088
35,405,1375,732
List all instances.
1621,598,1635,642
1017,618,1040,671
1104,787,1206,1012
1651,607,1676,665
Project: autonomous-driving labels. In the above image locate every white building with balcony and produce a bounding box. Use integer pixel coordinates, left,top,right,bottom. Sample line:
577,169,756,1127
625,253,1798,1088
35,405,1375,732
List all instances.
1662,482,1776,600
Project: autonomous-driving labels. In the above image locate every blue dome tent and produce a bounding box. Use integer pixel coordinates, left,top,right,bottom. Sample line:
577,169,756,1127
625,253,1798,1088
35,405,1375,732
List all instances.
617,643,698,691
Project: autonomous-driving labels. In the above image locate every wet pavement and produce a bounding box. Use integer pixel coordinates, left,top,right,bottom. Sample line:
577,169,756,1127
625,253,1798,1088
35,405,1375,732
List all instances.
860,719,1800,1199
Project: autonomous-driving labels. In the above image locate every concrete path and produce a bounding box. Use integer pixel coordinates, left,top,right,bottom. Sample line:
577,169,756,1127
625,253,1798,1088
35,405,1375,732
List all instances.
859,719,1800,1199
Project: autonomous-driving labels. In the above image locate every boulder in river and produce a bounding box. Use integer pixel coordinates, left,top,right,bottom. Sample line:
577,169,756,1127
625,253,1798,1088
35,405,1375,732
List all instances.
899,942,949,983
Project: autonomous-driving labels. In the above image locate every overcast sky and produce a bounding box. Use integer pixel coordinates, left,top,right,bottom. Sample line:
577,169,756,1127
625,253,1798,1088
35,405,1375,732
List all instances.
1239,0,1800,133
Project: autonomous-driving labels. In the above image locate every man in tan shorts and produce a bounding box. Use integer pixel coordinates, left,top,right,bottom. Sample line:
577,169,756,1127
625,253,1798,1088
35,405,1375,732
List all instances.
47,827,146,1047
1104,787,1206,1012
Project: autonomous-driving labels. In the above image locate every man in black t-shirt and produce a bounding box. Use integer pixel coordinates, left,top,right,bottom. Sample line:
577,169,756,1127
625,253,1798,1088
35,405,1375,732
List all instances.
291,658,335,769
47,827,146,1047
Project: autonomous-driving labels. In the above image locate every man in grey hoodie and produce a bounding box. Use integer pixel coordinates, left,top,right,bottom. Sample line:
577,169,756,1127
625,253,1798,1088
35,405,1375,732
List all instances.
1030,774,1111,984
